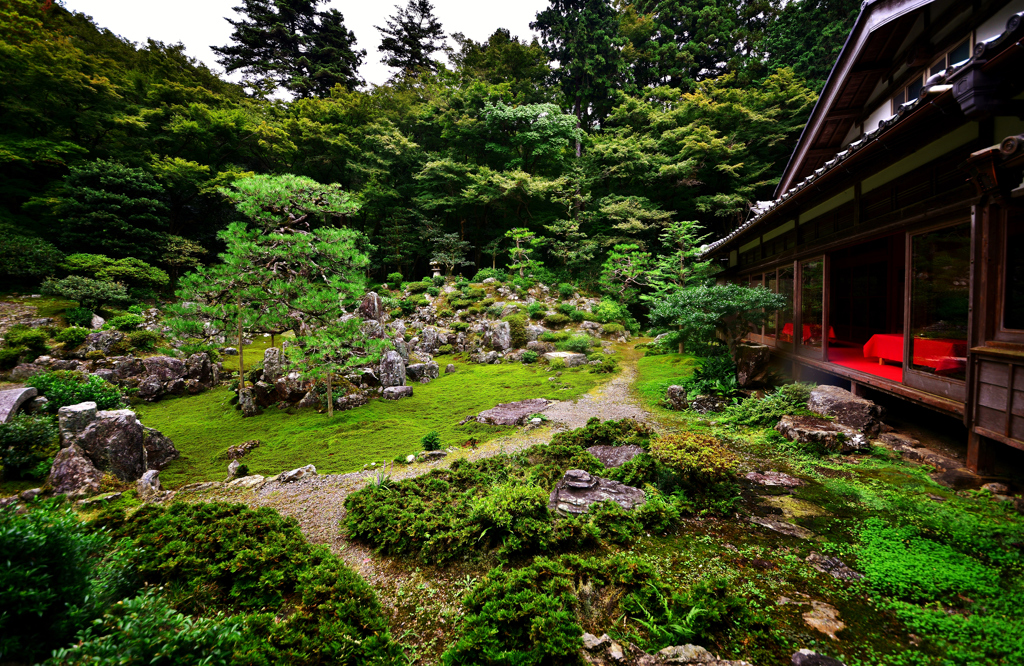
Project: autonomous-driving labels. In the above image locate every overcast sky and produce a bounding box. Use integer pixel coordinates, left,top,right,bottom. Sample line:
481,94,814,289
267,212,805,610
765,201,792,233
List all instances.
61,0,548,88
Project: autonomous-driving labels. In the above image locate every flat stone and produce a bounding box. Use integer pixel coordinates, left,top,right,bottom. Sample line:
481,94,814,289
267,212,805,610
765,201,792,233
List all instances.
806,552,863,580
476,398,551,426
279,464,316,482
548,469,646,515
981,482,1010,494
582,633,609,651
776,415,870,453
383,386,414,400
792,649,847,666
807,385,884,435
802,601,845,640
420,450,447,460
897,446,961,471
878,432,921,449
228,474,266,488
57,401,98,437
586,445,644,468
746,470,804,487
0,387,38,423
542,351,587,368
747,516,815,540
445,363,456,374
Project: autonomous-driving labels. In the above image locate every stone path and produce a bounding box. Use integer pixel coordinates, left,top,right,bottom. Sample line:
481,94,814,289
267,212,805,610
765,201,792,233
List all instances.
171,342,657,578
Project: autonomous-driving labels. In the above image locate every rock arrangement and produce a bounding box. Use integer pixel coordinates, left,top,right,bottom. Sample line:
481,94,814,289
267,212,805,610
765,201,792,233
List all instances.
581,634,754,666
473,398,551,426
806,385,885,435
548,469,646,515
47,401,179,497
775,415,871,454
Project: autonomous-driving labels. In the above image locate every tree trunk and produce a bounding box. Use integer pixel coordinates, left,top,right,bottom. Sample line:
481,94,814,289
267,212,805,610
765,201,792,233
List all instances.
327,372,333,418
237,298,245,391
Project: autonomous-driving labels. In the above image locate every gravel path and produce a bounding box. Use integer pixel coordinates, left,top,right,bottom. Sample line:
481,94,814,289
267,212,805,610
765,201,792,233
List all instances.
171,342,656,579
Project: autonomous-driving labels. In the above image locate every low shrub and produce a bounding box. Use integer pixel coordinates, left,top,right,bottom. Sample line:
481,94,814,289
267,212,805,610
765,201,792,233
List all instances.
465,288,486,301
527,302,547,320
589,357,619,374
539,330,570,343
543,313,571,328
486,304,505,318
521,350,538,364
49,590,243,666
437,344,455,355
450,299,471,310
399,299,416,315
55,326,90,347
602,322,626,336
432,275,446,286
64,307,94,328
450,322,470,332
548,358,566,370
648,432,737,486
0,501,111,663
422,430,442,451
386,271,403,285
0,413,59,480
438,309,455,318
550,417,654,449
127,330,160,352
98,502,402,664
426,286,440,297
569,309,585,322
557,283,575,298
466,307,483,316
680,354,738,397
405,281,429,294
25,371,126,413
556,302,576,316
472,268,508,282
721,382,816,426
103,314,145,332
5,325,49,357
0,346,26,368
504,314,528,348
556,334,596,354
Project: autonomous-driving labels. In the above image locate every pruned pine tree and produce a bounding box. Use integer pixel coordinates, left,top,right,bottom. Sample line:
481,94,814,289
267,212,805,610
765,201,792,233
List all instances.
376,0,445,76
213,0,365,97
168,174,387,415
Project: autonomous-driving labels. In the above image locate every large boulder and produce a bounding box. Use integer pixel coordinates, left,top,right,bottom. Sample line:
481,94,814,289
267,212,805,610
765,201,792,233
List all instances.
488,321,512,351
407,362,440,382
476,398,551,426
238,387,262,417
82,330,124,355
526,340,554,353
776,415,871,453
380,350,406,387
262,347,285,383
143,426,180,469
549,470,646,515
47,444,102,496
185,352,218,387
359,292,384,321
735,342,771,387
142,356,186,383
383,386,414,400
419,327,442,353
807,385,884,436
543,351,587,368
473,351,499,364
666,385,688,411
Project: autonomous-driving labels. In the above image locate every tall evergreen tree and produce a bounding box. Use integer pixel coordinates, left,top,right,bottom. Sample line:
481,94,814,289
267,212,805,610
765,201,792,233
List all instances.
531,0,628,144
213,0,365,98
375,0,446,75
760,0,860,93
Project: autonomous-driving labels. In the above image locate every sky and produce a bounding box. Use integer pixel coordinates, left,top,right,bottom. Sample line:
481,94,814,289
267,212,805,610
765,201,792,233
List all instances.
62,0,548,88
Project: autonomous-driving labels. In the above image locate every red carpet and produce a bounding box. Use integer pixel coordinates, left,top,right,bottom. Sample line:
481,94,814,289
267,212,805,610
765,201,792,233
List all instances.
827,347,903,382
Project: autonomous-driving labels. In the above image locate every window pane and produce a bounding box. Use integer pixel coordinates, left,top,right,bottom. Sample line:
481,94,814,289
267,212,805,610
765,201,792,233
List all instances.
910,223,970,381
765,271,777,340
907,77,924,101
949,40,970,67
778,266,795,350
891,89,906,114
801,258,825,351
929,61,945,77
1004,220,1024,330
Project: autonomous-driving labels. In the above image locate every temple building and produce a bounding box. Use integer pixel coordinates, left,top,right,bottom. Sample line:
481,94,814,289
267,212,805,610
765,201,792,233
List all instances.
704,0,1024,472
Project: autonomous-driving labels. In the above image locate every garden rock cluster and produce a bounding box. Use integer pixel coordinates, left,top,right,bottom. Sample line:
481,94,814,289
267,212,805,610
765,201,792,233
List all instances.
474,398,551,426
47,401,179,496
548,469,646,515
775,415,870,453
581,634,754,665
806,385,885,436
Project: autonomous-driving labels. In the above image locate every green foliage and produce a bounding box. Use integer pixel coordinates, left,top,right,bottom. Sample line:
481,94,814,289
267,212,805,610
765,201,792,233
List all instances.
4,325,48,356
504,313,528,348
649,432,737,485
527,302,547,319
49,589,243,666
42,276,130,312
0,225,64,280
100,502,402,664
544,313,571,328
64,308,94,328
556,334,596,354
406,281,429,294
62,254,169,290
0,413,58,480
127,330,160,352
589,357,619,374
721,382,816,426
55,326,90,347
472,268,508,282
426,286,441,297
376,0,446,74
548,357,566,370
103,314,145,331
0,500,110,663
540,330,570,343
602,322,626,336
421,430,442,452
550,417,654,449
522,350,539,364
25,371,126,413
437,344,455,355
386,271,403,285
678,354,738,397
557,283,575,298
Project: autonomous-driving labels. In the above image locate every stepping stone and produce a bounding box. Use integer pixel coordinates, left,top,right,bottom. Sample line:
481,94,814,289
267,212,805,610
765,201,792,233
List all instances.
802,601,845,640
475,398,551,426
746,470,804,487
747,516,815,540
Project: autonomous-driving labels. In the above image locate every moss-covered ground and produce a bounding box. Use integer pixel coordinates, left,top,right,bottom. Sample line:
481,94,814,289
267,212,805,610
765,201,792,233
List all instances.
136,355,610,487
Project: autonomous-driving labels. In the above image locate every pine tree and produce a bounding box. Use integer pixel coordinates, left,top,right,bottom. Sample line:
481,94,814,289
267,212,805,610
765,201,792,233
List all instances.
376,0,446,76
213,0,365,97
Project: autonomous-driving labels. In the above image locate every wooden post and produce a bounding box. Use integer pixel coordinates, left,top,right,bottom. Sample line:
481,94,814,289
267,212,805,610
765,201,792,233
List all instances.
327,372,333,418
966,430,995,474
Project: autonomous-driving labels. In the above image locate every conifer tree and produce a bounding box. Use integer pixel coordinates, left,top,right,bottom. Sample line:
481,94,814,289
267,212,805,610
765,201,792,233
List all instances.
213,0,365,97
376,0,446,75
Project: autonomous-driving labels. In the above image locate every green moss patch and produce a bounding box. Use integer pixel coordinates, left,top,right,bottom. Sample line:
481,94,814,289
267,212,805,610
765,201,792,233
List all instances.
137,359,608,487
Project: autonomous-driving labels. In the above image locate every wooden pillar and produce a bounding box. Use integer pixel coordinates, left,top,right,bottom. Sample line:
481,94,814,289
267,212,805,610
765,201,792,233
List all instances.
966,430,995,474
850,380,868,398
